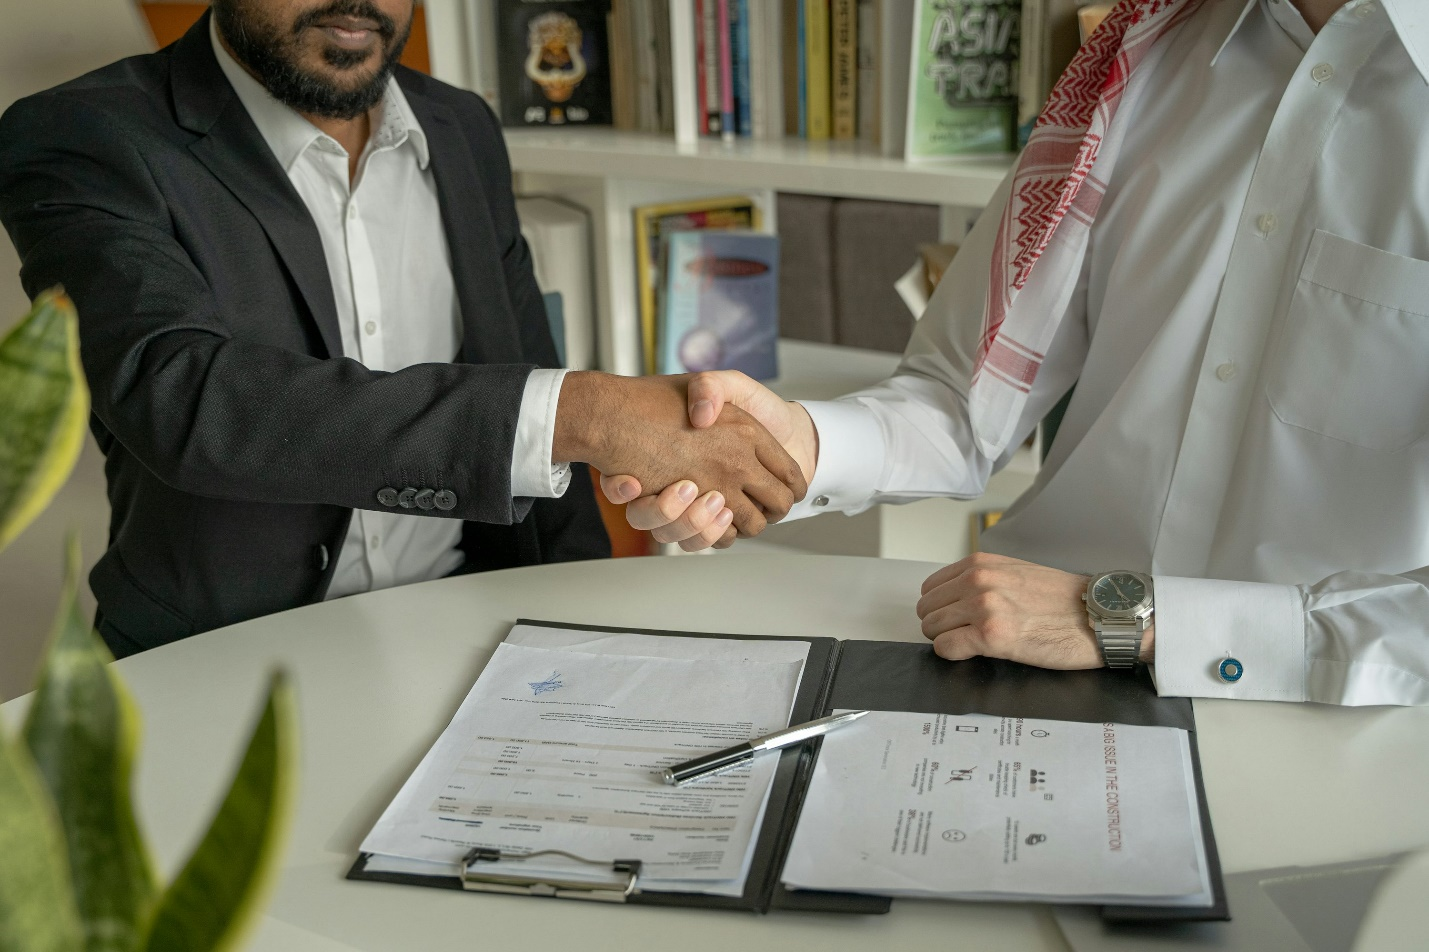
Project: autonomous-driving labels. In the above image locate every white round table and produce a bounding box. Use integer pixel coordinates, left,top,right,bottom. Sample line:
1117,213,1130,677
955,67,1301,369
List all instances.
7,554,1428,951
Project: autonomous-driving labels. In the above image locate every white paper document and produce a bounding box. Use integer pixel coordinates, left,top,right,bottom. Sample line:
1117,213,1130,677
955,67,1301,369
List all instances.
360,625,808,896
782,711,1211,906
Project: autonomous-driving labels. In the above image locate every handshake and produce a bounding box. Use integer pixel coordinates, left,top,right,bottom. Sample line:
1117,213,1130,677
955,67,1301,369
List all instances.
553,370,814,550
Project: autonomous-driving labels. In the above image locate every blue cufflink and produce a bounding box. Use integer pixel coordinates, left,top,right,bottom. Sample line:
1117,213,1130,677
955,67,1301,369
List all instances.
1218,657,1243,683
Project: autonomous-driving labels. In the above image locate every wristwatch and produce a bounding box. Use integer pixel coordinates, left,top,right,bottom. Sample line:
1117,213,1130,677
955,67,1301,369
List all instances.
1082,570,1154,669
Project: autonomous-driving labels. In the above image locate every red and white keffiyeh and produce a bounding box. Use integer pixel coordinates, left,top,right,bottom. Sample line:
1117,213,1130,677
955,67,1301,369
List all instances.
970,0,1207,457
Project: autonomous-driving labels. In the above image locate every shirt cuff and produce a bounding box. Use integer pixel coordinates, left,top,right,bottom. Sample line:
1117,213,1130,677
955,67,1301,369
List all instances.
510,368,572,499
786,399,886,520
1150,575,1306,702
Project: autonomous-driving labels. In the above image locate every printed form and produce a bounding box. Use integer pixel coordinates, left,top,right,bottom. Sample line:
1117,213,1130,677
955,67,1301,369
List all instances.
360,625,808,895
782,710,1211,905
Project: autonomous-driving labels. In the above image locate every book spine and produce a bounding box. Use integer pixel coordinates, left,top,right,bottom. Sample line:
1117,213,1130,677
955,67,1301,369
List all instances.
695,0,709,133
783,0,801,136
856,0,878,144
796,0,808,137
733,0,753,137
831,0,857,139
717,0,735,139
804,0,831,140
703,0,724,132
748,0,767,138
762,0,785,139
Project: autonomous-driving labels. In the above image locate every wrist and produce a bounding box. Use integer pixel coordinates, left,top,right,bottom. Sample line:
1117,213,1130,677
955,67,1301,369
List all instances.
788,401,819,483
552,370,610,466
1139,622,1155,664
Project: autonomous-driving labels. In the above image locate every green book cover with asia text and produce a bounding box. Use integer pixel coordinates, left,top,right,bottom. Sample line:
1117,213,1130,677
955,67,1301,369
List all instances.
905,0,1020,160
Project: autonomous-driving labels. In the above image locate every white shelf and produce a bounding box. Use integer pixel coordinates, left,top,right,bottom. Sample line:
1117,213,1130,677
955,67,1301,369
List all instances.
506,129,1014,207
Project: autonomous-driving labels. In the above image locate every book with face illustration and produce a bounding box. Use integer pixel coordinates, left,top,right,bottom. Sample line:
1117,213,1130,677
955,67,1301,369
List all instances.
496,0,614,127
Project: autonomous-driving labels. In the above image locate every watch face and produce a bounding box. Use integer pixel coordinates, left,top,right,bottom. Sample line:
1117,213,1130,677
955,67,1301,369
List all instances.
1091,573,1147,613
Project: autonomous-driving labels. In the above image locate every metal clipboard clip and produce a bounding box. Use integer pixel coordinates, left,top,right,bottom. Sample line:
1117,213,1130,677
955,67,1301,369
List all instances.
456,848,643,903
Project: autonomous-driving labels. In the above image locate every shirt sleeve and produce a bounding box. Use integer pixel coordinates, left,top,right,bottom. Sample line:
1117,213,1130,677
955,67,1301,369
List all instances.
510,368,572,499
1151,569,1429,706
784,169,1089,523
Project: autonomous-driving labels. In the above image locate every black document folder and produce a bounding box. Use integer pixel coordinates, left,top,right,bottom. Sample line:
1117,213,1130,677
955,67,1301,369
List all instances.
348,618,1228,921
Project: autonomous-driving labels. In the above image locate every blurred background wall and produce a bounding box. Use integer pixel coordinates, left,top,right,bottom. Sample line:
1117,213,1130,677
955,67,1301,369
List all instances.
0,0,153,701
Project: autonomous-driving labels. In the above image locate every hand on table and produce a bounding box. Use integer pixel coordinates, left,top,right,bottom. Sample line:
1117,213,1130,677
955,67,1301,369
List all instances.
598,371,818,550
554,371,807,537
917,552,1155,669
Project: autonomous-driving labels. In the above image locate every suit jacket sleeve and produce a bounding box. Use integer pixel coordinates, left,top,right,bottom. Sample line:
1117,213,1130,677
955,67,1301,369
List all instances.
458,90,610,562
0,89,534,527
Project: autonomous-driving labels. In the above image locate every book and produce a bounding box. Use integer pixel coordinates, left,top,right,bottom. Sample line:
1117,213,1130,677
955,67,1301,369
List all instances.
717,0,736,139
698,0,722,133
783,0,801,135
856,0,879,143
878,0,914,156
495,0,613,127
753,0,785,139
632,196,760,374
731,0,753,137
1018,0,1085,142
831,0,858,139
658,231,780,380
905,0,1020,159
608,1,634,128
804,0,831,140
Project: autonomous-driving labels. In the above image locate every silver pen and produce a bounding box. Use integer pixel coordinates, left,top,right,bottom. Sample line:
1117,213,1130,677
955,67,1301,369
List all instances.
661,710,869,785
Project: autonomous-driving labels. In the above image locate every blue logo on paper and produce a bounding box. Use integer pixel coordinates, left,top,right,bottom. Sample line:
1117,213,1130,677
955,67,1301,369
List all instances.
528,671,564,696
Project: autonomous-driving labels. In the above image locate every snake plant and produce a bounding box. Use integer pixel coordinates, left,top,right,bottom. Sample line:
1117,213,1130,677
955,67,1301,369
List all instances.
0,290,297,952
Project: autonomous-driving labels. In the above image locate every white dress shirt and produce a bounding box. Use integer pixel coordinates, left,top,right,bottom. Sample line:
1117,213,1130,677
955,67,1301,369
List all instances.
795,0,1429,706
211,24,569,600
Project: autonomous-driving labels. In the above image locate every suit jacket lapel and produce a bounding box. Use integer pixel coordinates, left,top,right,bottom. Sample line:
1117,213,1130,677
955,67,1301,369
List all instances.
402,85,524,367
170,12,345,359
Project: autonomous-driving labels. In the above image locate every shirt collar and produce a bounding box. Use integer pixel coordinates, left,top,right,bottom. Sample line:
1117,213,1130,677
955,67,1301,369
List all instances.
1211,0,1429,85
208,17,430,171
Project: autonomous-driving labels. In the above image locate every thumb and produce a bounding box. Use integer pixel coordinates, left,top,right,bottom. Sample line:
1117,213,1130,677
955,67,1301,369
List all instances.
599,472,642,504
688,370,752,429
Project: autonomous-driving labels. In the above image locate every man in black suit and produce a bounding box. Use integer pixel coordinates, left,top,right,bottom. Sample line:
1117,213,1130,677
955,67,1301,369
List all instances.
0,0,804,657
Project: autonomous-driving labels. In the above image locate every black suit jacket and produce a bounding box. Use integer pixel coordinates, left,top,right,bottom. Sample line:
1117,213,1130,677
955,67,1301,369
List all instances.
0,14,610,656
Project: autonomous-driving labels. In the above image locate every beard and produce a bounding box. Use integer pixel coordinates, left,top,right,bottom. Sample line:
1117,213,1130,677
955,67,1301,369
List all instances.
213,0,412,120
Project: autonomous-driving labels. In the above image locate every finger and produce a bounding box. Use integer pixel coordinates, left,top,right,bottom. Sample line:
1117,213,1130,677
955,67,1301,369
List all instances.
624,480,700,531
652,490,726,545
678,506,734,551
742,431,803,522
922,557,975,595
931,627,983,661
712,524,738,549
727,494,769,537
688,371,743,428
919,598,982,642
600,472,642,505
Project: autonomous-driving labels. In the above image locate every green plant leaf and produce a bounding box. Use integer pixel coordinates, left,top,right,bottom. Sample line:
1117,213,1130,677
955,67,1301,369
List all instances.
0,288,89,552
22,538,156,952
0,727,83,952
143,671,297,952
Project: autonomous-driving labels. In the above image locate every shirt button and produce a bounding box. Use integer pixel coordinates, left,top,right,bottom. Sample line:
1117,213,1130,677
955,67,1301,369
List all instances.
812,495,830,508
364,321,377,335
1216,361,1238,382
1310,63,1335,83
1256,213,1278,236
368,535,380,550
348,203,358,220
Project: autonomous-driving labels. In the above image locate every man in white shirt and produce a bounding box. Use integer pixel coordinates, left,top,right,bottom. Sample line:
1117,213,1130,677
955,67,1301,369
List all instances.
613,0,1429,707
0,0,804,655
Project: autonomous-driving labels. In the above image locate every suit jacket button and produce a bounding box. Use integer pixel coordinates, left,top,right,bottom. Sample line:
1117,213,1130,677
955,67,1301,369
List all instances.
434,490,457,511
397,487,418,509
415,488,436,510
377,487,398,507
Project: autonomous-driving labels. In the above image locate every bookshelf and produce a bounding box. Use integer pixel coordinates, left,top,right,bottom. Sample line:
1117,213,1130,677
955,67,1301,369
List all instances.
424,0,1033,562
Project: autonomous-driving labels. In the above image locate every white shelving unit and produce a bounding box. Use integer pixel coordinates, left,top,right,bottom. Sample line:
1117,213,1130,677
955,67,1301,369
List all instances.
422,0,1032,562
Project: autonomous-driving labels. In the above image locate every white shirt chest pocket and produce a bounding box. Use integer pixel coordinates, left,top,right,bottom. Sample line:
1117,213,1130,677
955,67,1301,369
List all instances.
1266,230,1429,452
